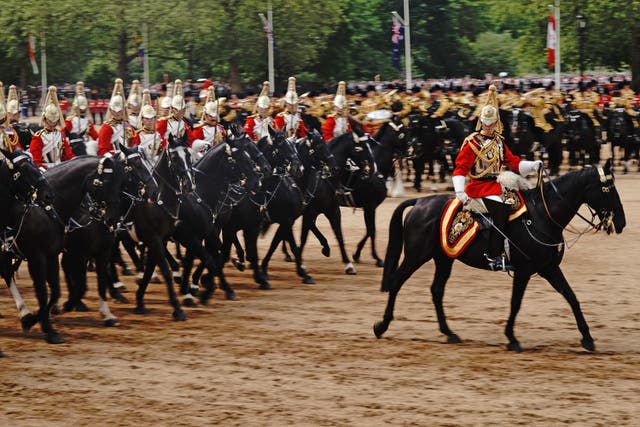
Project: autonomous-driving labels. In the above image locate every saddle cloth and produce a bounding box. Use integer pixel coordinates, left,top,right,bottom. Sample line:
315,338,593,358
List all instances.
440,191,527,258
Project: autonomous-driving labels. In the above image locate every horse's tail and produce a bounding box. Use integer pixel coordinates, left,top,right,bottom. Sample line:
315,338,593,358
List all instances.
381,198,418,292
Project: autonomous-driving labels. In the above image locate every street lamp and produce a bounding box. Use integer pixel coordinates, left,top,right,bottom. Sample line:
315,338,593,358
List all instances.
576,13,587,77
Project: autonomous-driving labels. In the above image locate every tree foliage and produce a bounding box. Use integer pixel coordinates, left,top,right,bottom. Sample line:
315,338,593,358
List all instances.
0,0,638,91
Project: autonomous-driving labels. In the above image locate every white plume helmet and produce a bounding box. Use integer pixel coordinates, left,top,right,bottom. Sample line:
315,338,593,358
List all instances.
127,79,142,108
71,81,88,113
202,86,219,119
139,89,156,119
284,76,298,105
0,82,6,122
256,81,270,110
106,78,127,121
171,79,185,110
333,81,347,109
6,84,19,115
477,85,502,133
40,85,65,128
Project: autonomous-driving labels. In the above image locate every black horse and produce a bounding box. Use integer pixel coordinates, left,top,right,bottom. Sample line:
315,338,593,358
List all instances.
501,108,537,159
565,111,600,167
374,160,625,352
606,107,640,173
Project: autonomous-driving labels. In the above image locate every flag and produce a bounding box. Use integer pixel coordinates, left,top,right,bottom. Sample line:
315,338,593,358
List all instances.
392,17,402,70
546,14,556,70
27,33,39,75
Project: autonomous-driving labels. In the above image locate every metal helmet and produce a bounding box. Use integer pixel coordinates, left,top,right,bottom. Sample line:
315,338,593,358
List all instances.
41,85,65,128
333,81,347,109
256,81,270,110
284,76,298,105
6,84,19,115
477,85,502,133
139,89,156,119
202,86,219,119
171,79,185,110
72,81,89,113
127,80,142,108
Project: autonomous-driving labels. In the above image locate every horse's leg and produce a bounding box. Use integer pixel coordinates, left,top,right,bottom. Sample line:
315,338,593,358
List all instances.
96,251,119,327
538,265,594,351
108,244,128,303
503,271,532,352
121,236,143,272
244,227,270,290
150,239,186,321
45,255,62,318
281,241,293,262
282,223,314,285
428,256,459,343
134,255,155,315
413,158,424,191
178,247,197,306
260,226,283,278
324,206,356,274
4,264,37,331
28,256,63,344
232,233,247,269
309,223,331,257
61,252,79,312
373,252,435,339
164,244,182,283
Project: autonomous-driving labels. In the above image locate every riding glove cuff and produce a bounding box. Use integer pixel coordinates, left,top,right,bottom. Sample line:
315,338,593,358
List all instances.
191,139,211,152
452,175,468,203
519,160,543,176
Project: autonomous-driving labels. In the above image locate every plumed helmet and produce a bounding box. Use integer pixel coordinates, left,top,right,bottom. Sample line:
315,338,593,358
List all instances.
284,76,298,105
477,85,502,133
41,85,65,128
107,78,126,118
139,89,156,119
256,81,271,110
6,85,19,115
202,86,219,119
171,79,186,110
0,82,6,121
72,81,89,113
334,81,347,109
127,80,142,108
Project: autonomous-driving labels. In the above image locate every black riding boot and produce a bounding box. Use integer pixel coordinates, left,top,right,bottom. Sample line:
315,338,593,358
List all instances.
483,198,513,272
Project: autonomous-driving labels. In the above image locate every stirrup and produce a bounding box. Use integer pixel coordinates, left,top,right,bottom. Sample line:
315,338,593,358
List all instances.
485,254,514,272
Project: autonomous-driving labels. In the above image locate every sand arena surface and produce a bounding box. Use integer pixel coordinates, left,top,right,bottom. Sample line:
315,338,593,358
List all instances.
1,175,639,426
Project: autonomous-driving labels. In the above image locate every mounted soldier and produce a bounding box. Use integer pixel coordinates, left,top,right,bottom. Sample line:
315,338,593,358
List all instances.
98,78,130,155
452,85,541,272
127,80,143,131
243,81,274,142
322,81,352,142
29,86,75,169
130,89,166,163
157,79,193,145
274,76,308,139
64,81,99,155
190,86,226,161
0,82,23,152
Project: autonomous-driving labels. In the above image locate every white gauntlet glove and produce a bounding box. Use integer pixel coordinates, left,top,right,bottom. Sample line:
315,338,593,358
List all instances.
452,175,469,204
191,139,211,152
519,160,543,176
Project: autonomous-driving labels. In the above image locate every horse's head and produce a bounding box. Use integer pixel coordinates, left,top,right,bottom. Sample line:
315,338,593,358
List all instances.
260,128,304,179
301,129,339,177
375,116,411,159
227,129,273,179
86,155,126,228
167,136,195,194
117,144,159,201
223,142,262,194
1,149,55,206
585,159,626,234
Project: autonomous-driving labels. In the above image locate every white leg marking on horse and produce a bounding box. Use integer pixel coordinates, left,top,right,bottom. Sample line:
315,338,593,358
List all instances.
9,278,31,318
99,300,117,320
345,262,357,274
182,293,195,302
113,281,126,289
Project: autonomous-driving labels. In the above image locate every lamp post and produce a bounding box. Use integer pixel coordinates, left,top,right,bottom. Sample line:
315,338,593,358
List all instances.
391,0,412,89
258,1,275,95
576,13,587,77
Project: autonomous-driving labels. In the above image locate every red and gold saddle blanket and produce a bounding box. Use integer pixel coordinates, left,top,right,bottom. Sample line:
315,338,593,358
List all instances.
439,192,527,258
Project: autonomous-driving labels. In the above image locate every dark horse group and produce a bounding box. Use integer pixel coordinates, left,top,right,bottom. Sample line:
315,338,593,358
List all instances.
1,119,410,354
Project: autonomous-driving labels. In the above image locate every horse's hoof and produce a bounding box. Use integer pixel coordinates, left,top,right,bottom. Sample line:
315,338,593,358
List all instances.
375,259,384,268
321,246,330,257
506,341,523,352
20,313,38,332
373,321,388,338
50,305,61,315
112,292,129,304
173,310,187,321
225,290,237,301
446,334,462,344
62,301,74,313
189,284,200,295
75,301,90,312
352,253,360,263
181,296,197,307
284,254,293,263
0,350,4,358
121,267,134,276
133,306,150,315
46,331,65,344
302,276,315,285
151,273,162,284
345,263,357,275
258,283,272,290
104,318,120,327
581,338,596,352
199,291,212,305
113,281,127,291
232,259,246,271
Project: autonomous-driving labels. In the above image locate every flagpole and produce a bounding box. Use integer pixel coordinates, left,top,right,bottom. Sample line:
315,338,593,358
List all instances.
259,1,275,96
40,31,47,108
554,0,560,89
392,0,412,89
143,23,150,90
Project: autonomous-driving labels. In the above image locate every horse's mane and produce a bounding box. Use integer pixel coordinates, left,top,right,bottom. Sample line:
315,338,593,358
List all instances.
522,168,592,205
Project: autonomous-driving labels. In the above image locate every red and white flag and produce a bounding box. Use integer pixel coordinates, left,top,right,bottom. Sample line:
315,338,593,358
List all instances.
546,14,556,70
27,33,39,74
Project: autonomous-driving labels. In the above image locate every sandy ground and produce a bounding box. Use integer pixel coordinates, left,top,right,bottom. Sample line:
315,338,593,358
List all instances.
1,169,639,426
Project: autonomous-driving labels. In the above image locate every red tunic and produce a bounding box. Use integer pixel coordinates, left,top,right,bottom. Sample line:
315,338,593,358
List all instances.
98,121,130,156
453,132,521,198
321,115,351,142
157,117,194,146
273,112,308,138
243,115,273,142
191,124,226,146
29,129,75,169
65,117,99,140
